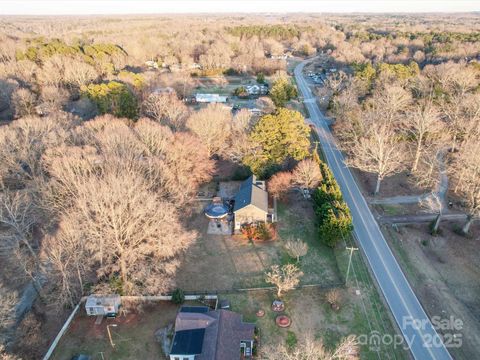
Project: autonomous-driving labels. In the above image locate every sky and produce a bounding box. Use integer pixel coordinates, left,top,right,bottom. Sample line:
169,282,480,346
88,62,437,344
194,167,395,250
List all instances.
0,0,479,15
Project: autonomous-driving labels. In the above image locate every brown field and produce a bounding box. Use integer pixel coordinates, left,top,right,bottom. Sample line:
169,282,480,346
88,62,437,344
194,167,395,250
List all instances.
383,221,480,360
352,169,480,360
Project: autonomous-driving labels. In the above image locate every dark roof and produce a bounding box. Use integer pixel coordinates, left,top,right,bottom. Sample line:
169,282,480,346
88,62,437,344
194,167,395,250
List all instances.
170,308,255,360
170,328,205,355
233,175,268,213
212,310,255,360
180,306,210,313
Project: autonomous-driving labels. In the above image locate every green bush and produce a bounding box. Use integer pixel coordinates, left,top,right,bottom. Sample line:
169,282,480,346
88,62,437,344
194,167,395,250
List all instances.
171,288,185,304
286,331,298,350
256,72,266,84
233,86,249,97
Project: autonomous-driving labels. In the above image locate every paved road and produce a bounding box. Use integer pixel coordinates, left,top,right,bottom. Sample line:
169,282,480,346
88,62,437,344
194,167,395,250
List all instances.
294,59,453,360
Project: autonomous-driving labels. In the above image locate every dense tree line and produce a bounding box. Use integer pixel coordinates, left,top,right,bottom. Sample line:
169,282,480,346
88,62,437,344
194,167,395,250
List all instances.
227,24,306,40
329,56,480,234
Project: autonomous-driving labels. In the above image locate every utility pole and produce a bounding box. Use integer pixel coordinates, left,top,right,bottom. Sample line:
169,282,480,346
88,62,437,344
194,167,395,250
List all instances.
345,246,359,284
107,324,118,348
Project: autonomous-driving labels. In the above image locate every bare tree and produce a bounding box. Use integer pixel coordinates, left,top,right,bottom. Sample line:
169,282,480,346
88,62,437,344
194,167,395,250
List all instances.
162,132,215,205
227,109,255,162
268,171,293,199
63,166,195,294
0,192,41,293
265,264,303,298
0,114,76,187
326,288,342,311
11,88,36,118
42,220,89,307
293,159,323,189
143,91,189,130
186,103,232,157
262,333,358,360
449,139,480,235
63,58,98,88
284,239,308,262
257,96,276,113
0,345,21,360
441,92,467,152
369,84,412,124
346,115,406,195
38,86,69,115
404,100,444,172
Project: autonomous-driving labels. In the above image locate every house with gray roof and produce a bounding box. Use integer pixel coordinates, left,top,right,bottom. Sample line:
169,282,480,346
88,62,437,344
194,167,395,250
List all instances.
233,175,274,231
169,306,255,360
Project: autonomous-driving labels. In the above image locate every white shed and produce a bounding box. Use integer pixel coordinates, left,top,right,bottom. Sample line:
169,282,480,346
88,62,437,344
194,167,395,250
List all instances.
85,295,121,317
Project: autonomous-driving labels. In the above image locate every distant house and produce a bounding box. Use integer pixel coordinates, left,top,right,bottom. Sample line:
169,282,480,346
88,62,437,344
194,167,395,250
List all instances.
245,84,269,96
85,295,121,317
152,86,175,95
145,60,159,69
195,93,228,103
233,175,274,231
268,53,289,60
169,306,255,360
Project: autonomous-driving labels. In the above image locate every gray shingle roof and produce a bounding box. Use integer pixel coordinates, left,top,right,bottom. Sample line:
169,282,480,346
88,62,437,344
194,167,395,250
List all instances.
233,175,268,213
170,307,255,360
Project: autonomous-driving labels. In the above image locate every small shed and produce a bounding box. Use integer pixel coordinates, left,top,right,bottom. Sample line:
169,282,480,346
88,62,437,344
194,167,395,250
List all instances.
85,295,121,317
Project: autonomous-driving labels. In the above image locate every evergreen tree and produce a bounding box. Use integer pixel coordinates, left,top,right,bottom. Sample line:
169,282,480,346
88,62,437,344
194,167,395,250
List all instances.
243,108,310,176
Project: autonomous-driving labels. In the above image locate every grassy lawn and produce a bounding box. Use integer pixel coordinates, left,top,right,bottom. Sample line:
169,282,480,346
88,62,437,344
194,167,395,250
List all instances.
276,196,343,286
226,286,406,360
376,204,405,216
334,233,409,360
193,75,260,95
174,192,343,292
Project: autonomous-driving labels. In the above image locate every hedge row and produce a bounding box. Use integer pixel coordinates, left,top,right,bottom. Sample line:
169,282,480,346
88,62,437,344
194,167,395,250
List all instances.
313,160,353,248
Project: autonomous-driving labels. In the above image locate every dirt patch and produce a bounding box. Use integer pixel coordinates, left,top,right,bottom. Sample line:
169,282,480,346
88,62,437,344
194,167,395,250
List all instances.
384,221,480,359
351,168,426,198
